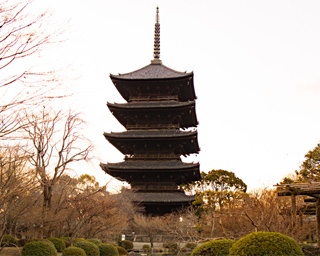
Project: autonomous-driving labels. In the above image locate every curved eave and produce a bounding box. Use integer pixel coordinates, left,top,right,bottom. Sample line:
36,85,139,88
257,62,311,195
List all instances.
104,130,198,139
107,101,198,128
109,71,196,102
104,130,200,155
107,100,196,109
110,63,193,80
100,161,200,184
102,160,199,170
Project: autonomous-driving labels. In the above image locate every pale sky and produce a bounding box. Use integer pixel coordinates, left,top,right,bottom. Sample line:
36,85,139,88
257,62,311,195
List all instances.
41,0,320,191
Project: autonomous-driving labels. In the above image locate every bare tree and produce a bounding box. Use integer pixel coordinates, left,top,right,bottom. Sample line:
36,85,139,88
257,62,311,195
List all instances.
0,145,38,239
0,0,65,138
21,107,92,236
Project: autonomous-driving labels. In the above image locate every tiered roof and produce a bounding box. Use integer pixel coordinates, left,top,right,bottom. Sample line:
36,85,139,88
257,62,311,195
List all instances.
101,7,200,215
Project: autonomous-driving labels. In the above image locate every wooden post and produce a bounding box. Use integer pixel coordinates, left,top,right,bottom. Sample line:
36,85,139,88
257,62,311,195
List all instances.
291,194,296,230
316,198,320,247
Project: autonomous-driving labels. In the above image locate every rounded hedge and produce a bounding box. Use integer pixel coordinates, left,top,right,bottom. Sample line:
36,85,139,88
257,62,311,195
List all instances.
62,246,86,256
74,241,100,256
117,245,128,256
191,239,234,256
119,239,133,250
22,240,58,256
1,234,18,247
229,231,304,256
99,243,120,256
87,238,102,246
142,244,151,253
47,237,66,252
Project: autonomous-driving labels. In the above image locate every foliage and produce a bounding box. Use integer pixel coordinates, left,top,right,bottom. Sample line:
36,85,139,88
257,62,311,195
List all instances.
99,243,120,256
62,246,86,256
191,239,234,256
0,234,18,247
142,244,151,252
22,240,58,256
229,231,304,256
87,238,102,246
183,242,197,250
74,241,100,256
184,169,247,215
116,245,128,256
163,242,179,250
119,239,133,250
47,238,66,252
295,143,320,181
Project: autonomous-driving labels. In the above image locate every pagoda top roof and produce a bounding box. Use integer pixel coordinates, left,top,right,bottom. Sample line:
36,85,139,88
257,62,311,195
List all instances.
110,63,193,80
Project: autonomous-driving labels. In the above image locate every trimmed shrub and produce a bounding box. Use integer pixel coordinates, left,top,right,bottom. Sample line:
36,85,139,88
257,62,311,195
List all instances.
184,242,197,250
191,239,234,256
74,240,100,256
163,242,179,254
62,246,86,256
229,231,304,256
119,239,133,250
99,243,119,256
1,234,18,247
87,238,102,246
60,237,72,247
47,237,66,252
22,240,58,256
142,244,151,253
117,245,128,256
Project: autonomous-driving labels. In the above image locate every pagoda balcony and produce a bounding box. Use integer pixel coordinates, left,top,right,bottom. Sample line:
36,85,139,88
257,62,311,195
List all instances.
125,153,180,160
126,123,179,130
129,95,178,102
132,183,178,191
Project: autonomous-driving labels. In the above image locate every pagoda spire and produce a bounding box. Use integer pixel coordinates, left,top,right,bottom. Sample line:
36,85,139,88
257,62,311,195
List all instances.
151,6,162,64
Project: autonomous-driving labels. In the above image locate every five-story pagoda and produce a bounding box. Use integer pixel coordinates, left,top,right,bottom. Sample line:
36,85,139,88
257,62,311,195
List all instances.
101,7,200,215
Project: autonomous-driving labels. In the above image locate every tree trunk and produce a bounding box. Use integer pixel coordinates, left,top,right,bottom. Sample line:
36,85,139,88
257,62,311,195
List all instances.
42,184,52,237
316,198,320,247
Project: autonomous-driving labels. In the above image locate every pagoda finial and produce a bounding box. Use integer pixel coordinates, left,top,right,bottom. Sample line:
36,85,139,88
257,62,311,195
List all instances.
151,6,162,64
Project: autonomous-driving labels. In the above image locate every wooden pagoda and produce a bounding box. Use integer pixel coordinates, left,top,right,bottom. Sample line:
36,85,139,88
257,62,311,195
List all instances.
100,7,200,215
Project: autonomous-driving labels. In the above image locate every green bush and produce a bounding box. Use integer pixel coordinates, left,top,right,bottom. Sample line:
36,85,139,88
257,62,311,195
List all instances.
47,237,66,252
1,234,18,247
229,231,304,256
74,241,100,256
119,239,133,250
60,237,72,247
87,238,102,246
184,242,197,250
191,239,234,256
117,245,128,256
142,244,151,253
74,240,100,256
163,242,179,250
22,240,58,256
62,246,86,256
99,243,119,256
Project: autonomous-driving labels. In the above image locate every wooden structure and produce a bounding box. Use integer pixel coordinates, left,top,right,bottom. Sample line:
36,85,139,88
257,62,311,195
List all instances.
276,182,320,246
100,7,200,215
